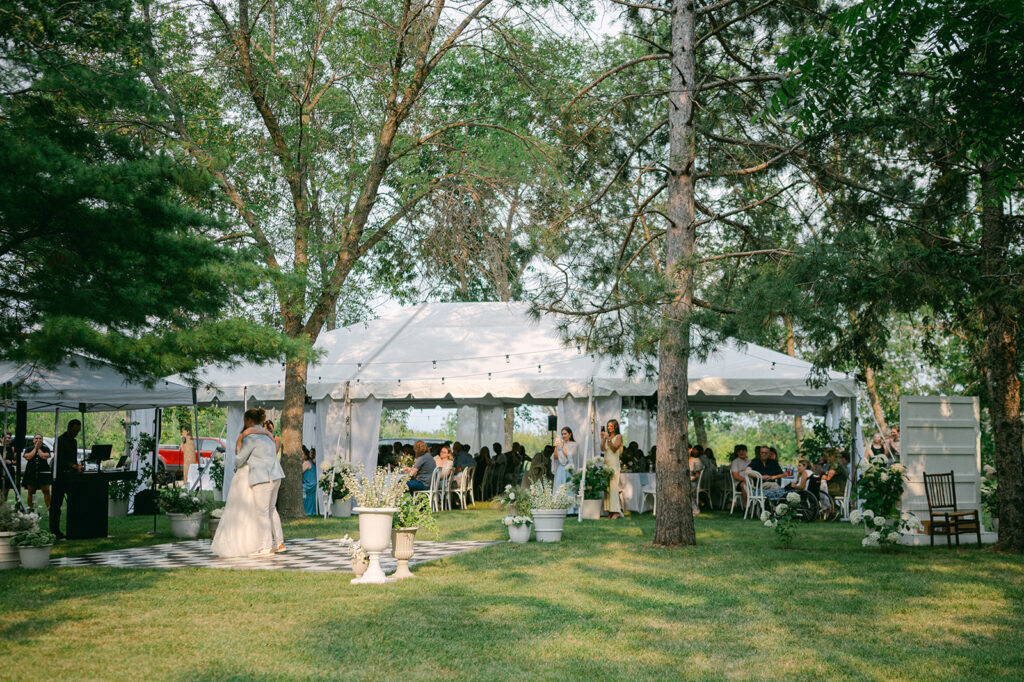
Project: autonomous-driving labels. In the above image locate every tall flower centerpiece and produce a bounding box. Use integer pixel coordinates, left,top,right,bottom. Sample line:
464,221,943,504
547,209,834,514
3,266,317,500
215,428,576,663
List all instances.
570,462,612,520
319,460,353,517
850,509,922,549
210,452,226,501
390,493,439,580
499,485,533,543
528,480,574,542
760,492,803,549
341,466,408,584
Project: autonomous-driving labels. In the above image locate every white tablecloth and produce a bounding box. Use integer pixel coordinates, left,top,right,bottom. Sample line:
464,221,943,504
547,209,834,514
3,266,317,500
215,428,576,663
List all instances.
620,473,656,513
186,463,213,491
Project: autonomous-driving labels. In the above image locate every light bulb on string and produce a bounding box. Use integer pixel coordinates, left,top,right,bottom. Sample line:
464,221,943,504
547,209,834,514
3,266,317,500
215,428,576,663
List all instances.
488,372,492,380
537,365,542,373
505,354,510,364
432,360,437,370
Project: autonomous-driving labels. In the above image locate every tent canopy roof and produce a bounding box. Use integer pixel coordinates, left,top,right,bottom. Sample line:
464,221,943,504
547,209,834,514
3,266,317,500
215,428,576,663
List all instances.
195,302,856,415
1,354,194,411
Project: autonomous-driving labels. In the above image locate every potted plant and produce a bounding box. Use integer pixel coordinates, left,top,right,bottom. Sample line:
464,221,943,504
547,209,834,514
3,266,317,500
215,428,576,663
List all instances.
158,488,207,539
339,535,369,579
0,506,41,570
108,478,135,518
11,529,56,568
390,493,439,580
341,466,408,584
528,480,575,542
570,462,612,520
210,451,226,502
499,485,533,542
320,460,353,517
208,507,224,536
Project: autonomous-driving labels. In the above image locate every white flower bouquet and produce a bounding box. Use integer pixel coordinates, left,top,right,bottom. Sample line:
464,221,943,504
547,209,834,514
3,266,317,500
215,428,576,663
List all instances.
760,492,803,548
341,466,408,508
527,479,574,510
850,508,921,548
502,515,533,527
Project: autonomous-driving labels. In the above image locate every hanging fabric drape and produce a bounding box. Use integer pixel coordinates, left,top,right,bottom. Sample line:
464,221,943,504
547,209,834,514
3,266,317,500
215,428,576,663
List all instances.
222,402,244,498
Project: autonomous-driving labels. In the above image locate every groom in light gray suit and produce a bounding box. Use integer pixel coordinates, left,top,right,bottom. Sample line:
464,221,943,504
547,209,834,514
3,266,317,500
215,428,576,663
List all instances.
235,413,285,557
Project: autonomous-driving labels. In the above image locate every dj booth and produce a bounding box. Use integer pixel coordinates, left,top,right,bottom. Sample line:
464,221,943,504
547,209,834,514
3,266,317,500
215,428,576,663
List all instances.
63,470,138,539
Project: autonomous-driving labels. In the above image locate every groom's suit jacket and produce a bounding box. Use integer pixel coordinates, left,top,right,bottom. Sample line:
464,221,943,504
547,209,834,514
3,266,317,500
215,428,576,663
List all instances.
235,433,285,486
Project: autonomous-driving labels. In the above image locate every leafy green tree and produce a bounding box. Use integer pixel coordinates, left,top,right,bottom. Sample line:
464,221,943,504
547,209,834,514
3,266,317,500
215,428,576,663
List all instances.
0,0,291,379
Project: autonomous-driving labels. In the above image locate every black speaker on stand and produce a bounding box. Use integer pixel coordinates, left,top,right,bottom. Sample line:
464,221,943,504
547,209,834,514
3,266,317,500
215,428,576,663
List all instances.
547,414,557,445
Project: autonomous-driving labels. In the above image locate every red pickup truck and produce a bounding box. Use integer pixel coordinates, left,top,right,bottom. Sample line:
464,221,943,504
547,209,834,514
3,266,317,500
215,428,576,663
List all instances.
158,437,227,477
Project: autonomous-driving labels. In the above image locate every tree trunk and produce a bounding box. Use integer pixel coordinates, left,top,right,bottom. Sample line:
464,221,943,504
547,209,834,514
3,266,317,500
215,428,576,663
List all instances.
863,365,889,435
653,0,697,548
692,412,708,449
978,168,1023,553
504,407,514,451
278,358,308,520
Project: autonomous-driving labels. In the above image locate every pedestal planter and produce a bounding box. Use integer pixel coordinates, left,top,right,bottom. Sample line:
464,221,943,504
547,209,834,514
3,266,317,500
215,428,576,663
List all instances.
167,512,204,539
18,545,52,569
580,499,603,520
351,507,398,584
0,532,19,570
331,498,353,518
390,527,419,580
108,498,129,518
208,517,220,536
532,509,568,542
507,523,531,543
213,488,223,503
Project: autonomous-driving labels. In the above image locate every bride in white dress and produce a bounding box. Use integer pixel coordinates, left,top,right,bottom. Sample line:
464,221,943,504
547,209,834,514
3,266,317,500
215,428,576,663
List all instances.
211,420,273,558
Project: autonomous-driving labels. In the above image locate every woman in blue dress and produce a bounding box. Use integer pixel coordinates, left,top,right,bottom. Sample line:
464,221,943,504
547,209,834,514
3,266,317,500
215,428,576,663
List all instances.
301,447,318,516
552,427,577,492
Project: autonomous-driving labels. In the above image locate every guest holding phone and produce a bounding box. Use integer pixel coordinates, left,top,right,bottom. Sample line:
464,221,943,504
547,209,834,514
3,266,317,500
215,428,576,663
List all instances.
22,435,52,510
600,420,624,519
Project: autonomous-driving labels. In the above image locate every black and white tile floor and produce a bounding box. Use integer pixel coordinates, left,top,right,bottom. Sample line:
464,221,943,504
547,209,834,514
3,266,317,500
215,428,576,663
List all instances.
50,537,498,573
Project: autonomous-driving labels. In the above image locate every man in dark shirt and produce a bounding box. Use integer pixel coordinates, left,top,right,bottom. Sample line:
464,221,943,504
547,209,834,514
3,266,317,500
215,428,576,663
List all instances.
748,445,785,490
50,419,83,538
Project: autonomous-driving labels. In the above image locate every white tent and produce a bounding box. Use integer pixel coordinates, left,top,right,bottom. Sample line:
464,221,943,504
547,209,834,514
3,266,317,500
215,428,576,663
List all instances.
193,302,858,493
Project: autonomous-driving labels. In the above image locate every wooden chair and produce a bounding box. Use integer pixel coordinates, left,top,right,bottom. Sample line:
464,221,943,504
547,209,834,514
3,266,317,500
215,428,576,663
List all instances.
924,470,982,548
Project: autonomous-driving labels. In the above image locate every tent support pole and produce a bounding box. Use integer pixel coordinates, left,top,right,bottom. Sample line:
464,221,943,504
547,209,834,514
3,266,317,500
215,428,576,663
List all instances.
148,408,162,535
189,388,202,493
579,379,594,523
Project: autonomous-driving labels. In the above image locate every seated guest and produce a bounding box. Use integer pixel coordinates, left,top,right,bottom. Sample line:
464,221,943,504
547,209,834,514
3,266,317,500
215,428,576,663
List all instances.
403,440,435,491
766,458,811,499
730,444,749,504
473,446,490,498
748,445,785,489
492,443,506,466
435,444,454,471
823,452,849,499
454,444,474,472
702,447,716,467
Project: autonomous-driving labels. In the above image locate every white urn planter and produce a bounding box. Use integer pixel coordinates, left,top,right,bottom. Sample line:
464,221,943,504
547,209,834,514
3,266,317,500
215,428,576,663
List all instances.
390,527,419,580
351,507,397,584
580,499,603,520
108,498,129,518
167,512,204,539
507,523,531,543
331,498,353,518
208,517,221,536
0,532,20,570
213,488,223,503
532,509,568,542
18,545,53,569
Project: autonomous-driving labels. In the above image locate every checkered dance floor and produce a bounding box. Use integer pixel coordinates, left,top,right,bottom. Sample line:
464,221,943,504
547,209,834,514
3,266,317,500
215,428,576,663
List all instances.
50,537,497,573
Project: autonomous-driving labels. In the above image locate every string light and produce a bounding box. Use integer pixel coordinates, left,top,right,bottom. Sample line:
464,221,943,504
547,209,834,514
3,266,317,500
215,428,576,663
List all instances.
538,365,542,373
432,360,437,370
505,354,510,364
488,372,492,380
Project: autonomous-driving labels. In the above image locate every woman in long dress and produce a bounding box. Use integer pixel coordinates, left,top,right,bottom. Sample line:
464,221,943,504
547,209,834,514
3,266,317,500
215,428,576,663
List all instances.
301,448,317,516
552,427,576,492
601,419,623,519
211,417,274,558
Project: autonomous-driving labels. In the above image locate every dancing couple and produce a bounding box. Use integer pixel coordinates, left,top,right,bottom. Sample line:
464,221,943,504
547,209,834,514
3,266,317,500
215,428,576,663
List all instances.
211,408,286,558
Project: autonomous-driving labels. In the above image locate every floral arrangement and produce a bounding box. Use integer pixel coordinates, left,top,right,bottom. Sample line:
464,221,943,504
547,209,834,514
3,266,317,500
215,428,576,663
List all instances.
854,456,906,518
0,506,40,533
157,488,206,515
318,460,352,501
527,479,575,510
108,477,137,502
502,515,533,527
210,452,226,490
981,465,998,520
340,466,408,508
499,485,532,516
850,509,922,548
569,462,612,500
339,535,368,564
393,493,439,537
10,528,56,548
760,492,803,549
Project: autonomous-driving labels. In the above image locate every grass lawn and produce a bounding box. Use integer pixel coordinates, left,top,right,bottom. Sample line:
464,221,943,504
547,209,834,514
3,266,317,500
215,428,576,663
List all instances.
1,507,1022,681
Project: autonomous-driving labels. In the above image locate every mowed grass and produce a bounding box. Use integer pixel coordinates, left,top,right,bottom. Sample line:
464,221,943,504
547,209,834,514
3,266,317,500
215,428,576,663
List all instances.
1,507,1022,681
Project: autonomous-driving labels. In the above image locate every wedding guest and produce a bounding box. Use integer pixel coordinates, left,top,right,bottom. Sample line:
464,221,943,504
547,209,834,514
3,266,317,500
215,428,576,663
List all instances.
552,427,576,493
766,459,811,500
473,445,490,499
703,447,716,467
454,444,474,473
264,420,282,456
823,453,850,499
301,448,317,516
492,443,506,467
435,444,454,471
730,445,749,504
22,435,52,511
865,433,888,463
749,445,785,489
887,427,901,459
50,419,84,539
600,419,623,519
404,440,435,492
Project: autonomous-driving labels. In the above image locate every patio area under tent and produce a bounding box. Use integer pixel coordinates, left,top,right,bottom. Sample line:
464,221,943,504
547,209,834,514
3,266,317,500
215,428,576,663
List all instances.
189,302,861,502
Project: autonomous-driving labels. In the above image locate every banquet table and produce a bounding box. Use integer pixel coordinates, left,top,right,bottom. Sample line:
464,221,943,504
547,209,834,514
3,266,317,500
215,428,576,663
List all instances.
619,472,656,513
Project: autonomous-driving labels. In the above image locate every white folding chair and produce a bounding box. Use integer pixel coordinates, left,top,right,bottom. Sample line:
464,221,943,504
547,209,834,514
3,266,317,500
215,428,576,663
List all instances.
453,465,475,509
743,470,765,519
831,477,851,520
641,485,656,515
439,467,455,511
413,466,442,511
695,468,713,510
728,475,744,514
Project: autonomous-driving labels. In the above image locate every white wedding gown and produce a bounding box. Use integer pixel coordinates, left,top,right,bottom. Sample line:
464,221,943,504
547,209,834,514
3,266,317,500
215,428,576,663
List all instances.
211,465,262,558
